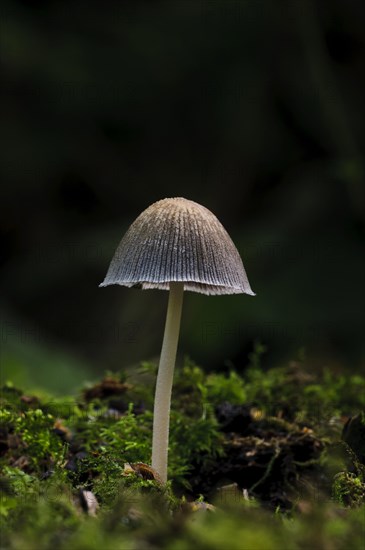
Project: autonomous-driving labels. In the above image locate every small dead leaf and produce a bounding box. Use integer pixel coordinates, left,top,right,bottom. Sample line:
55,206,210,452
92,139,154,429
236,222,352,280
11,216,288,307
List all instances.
123,462,163,484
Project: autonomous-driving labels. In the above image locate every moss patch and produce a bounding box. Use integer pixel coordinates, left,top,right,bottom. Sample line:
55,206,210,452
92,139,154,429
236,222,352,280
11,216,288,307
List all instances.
1,356,364,549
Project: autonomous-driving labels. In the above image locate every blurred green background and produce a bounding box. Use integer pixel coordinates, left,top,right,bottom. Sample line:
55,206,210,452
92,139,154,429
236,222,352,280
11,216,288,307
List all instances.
1,0,364,394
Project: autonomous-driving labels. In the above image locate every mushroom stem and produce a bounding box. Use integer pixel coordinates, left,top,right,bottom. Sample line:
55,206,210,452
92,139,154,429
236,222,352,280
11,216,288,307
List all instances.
152,281,184,483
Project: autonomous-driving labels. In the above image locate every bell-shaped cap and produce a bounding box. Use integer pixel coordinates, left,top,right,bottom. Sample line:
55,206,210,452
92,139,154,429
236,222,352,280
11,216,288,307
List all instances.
100,197,255,296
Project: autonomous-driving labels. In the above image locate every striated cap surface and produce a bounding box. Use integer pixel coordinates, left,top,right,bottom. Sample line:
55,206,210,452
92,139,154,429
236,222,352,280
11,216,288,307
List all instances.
100,197,255,296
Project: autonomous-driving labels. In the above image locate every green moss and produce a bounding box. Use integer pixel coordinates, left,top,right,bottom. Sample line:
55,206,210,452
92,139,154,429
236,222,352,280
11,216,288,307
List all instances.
333,471,365,507
1,359,365,549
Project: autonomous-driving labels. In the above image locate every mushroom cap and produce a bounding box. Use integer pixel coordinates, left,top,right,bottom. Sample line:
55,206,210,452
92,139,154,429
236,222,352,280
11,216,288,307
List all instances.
100,197,255,296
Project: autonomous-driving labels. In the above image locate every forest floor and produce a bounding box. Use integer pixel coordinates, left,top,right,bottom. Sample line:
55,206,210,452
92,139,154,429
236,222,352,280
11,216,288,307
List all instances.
1,347,364,549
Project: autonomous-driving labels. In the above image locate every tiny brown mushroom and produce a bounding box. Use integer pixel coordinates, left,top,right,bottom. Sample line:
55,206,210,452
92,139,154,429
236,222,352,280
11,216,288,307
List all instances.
100,197,255,483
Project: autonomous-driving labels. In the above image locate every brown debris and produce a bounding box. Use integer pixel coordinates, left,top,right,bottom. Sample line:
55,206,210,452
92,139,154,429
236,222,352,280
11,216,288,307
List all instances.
190,404,325,509
53,419,72,442
0,428,21,456
83,376,132,401
123,462,163,484
11,455,31,470
20,395,40,407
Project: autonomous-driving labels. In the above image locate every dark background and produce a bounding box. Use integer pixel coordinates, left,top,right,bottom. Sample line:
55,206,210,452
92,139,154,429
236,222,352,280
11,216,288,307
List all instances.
1,0,364,393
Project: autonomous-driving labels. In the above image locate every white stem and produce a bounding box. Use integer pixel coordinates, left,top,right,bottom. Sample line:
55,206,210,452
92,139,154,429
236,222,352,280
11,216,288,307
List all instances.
151,281,184,483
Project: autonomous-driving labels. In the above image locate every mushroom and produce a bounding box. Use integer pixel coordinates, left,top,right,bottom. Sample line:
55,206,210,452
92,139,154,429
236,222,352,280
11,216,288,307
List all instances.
100,197,255,483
